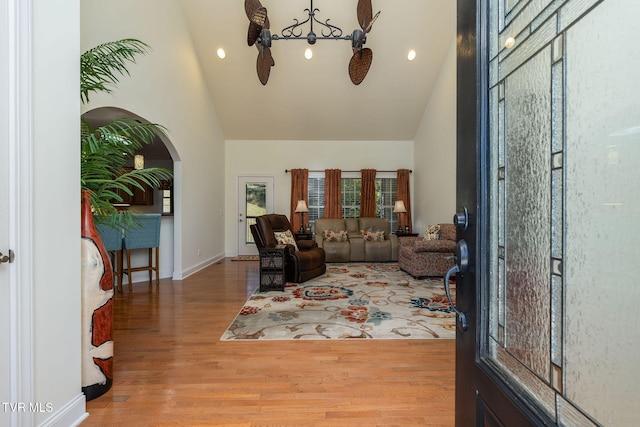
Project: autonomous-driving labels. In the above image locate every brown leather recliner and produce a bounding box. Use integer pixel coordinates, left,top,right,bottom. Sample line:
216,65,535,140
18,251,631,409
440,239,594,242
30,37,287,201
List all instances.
253,214,326,283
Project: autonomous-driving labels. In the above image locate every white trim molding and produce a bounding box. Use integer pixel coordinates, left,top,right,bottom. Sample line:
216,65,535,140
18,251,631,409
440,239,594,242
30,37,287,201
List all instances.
6,0,36,425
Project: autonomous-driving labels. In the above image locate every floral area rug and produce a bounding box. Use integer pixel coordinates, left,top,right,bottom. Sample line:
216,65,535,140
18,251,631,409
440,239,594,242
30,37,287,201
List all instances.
220,263,456,340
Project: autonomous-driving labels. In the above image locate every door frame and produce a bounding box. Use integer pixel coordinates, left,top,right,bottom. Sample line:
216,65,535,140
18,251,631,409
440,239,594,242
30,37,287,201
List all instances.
2,0,35,424
237,175,275,256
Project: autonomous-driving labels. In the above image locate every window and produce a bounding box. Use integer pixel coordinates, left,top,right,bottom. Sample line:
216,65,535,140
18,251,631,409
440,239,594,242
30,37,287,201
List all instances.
307,172,399,232
307,174,325,228
341,177,361,218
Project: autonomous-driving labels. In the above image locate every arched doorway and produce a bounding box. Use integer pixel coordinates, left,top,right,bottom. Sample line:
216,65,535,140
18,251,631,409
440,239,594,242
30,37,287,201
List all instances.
82,106,181,283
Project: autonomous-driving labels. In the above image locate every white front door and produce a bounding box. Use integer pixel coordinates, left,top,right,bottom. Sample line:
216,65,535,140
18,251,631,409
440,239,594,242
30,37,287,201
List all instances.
237,176,274,256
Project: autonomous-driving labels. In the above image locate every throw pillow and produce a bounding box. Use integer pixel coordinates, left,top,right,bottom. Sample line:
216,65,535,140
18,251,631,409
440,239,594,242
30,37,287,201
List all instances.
425,225,441,240
361,230,385,241
274,230,299,251
323,229,348,242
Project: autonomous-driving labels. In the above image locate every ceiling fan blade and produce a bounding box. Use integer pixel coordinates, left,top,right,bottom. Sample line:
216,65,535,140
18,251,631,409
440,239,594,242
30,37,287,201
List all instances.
348,48,373,85
244,0,267,26
247,21,260,46
357,0,373,29
256,47,275,85
352,11,380,49
364,11,380,34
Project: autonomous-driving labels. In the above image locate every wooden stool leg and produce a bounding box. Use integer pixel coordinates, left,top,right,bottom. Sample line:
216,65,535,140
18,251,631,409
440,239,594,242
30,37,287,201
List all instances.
126,249,133,292
155,246,160,286
148,248,153,285
115,250,123,293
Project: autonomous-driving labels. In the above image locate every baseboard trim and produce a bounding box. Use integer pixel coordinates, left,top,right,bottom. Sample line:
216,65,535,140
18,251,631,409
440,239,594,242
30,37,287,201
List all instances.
181,252,225,279
39,393,87,427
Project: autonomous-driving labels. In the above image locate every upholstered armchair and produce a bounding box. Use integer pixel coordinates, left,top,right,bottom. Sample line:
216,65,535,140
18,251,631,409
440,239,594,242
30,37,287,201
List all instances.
398,223,456,278
253,214,326,283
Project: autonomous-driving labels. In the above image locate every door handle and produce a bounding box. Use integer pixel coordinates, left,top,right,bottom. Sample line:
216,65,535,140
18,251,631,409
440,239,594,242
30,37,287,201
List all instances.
0,250,15,264
444,240,468,331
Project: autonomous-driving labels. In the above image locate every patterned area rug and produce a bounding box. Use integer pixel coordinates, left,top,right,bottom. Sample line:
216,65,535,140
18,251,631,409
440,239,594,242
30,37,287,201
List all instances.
231,255,259,261
220,263,456,340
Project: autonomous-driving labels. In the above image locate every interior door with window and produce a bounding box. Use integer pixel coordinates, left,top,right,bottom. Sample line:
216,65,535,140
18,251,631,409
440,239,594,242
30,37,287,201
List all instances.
456,0,640,425
237,176,273,256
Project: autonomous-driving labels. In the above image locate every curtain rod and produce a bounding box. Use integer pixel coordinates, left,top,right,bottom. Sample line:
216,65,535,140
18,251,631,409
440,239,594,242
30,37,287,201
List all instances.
285,169,412,173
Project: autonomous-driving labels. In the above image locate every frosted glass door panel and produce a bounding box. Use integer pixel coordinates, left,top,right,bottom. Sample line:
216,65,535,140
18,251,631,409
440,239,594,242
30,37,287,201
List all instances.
486,0,640,425
563,1,640,425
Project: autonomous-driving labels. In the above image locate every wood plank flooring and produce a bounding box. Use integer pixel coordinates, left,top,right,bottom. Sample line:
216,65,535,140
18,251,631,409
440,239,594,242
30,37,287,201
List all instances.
83,259,455,426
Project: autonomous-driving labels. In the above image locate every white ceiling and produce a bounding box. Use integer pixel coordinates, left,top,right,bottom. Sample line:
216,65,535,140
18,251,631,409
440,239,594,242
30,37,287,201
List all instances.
181,0,456,141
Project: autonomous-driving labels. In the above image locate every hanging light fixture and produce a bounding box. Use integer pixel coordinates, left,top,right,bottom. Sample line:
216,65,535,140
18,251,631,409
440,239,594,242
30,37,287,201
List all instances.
134,154,145,170
245,0,381,85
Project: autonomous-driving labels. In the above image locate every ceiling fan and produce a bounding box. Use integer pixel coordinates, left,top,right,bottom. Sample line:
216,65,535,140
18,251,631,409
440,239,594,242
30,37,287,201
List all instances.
244,0,380,85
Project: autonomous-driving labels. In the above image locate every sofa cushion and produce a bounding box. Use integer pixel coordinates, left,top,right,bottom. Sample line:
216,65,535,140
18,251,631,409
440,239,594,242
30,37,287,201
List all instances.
274,230,299,251
359,217,390,235
439,223,456,241
344,218,360,232
361,230,385,241
315,218,346,232
412,239,455,253
323,229,348,242
425,225,441,240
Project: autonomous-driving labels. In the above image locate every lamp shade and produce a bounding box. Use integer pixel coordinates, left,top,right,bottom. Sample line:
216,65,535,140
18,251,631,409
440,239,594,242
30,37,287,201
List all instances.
393,200,407,213
294,200,309,213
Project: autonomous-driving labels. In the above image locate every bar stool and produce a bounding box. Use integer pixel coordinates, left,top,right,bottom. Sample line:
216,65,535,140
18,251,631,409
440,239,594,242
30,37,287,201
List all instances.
122,214,161,291
96,219,124,293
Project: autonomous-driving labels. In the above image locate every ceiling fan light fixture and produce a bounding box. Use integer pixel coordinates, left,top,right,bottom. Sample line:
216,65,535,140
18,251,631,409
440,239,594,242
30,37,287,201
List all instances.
407,50,416,61
304,48,313,60
217,48,226,59
244,0,380,85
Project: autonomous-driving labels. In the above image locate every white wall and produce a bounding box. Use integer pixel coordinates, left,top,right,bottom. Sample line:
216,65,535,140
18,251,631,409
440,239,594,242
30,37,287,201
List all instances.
81,0,227,278
413,38,457,233
224,140,414,256
32,1,86,425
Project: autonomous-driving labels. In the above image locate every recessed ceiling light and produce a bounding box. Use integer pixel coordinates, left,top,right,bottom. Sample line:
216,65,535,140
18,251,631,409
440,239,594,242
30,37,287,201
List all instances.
407,50,416,61
304,48,313,60
216,48,226,59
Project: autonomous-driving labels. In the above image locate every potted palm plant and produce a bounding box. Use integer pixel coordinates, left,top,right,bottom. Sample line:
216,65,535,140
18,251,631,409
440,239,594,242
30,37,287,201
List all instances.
80,38,172,401
81,38,172,222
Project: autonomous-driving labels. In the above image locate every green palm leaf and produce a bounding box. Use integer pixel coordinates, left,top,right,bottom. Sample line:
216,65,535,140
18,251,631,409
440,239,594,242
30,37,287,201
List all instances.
81,39,150,103
81,39,173,224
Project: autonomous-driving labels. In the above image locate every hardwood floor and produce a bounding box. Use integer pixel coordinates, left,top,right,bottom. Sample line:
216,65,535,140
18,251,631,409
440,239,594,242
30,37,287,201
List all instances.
83,259,455,426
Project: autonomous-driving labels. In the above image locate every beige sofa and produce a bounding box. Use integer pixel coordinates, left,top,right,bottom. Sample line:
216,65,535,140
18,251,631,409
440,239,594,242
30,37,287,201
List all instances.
314,217,399,262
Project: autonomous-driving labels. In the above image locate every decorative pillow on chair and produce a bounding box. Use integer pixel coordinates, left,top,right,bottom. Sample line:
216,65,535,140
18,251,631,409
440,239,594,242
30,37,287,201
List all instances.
274,230,299,251
361,230,385,241
425,225,441,240
323,229,348,242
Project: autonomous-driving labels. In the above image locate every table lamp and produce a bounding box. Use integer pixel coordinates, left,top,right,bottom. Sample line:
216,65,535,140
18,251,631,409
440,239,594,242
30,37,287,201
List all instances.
294,200,309,233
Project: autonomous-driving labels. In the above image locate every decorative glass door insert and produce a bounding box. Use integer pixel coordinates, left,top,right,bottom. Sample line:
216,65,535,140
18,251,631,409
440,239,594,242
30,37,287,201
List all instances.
238,176,273,256
485,0,640,425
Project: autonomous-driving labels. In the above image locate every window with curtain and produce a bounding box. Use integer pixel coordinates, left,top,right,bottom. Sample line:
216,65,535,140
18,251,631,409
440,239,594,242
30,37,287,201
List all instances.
307,172,399,232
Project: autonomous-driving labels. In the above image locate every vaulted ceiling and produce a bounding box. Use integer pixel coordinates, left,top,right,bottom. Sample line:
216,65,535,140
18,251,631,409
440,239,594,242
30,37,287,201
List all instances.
181,0,456,141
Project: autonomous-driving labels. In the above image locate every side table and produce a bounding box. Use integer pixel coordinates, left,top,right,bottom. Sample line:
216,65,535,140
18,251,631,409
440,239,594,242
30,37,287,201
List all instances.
294,231,313,241
394,233,419,238
259,245,286,292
